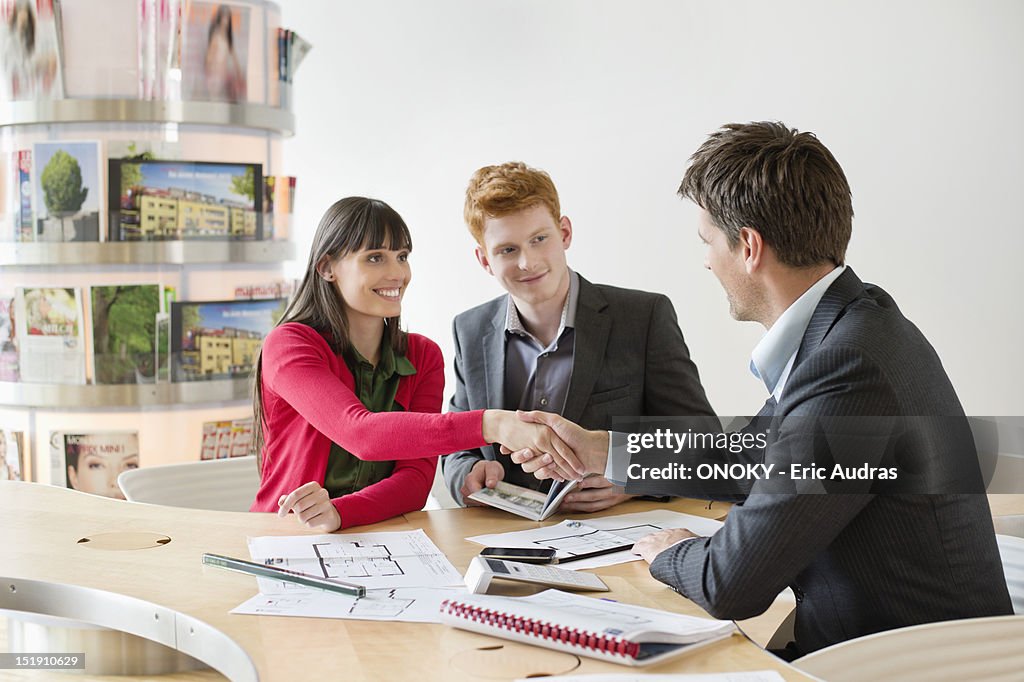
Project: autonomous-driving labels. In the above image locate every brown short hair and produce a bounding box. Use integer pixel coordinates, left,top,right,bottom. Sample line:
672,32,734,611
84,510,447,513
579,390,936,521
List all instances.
679,121,853,268
464,162,561,243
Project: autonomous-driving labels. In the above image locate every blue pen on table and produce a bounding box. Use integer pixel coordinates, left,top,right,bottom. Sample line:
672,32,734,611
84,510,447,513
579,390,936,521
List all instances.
202,553,366,597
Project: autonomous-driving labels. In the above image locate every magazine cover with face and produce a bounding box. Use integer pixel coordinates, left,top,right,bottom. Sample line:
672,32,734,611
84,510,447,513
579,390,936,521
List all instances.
52,430,139,499
181,1,248,102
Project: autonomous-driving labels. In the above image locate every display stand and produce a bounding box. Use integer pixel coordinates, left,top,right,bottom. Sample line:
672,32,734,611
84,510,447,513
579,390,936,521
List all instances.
0,0,297,489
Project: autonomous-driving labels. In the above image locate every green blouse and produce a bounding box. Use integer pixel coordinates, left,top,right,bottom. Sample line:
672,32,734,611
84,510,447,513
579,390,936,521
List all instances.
322,339,416,498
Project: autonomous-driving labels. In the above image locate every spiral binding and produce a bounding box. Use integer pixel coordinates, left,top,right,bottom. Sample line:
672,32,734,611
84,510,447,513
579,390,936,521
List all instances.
440,599,640,658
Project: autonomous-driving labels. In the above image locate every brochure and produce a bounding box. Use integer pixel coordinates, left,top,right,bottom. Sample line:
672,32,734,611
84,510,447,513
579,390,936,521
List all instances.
469,479,578,521
0,428,26,481
108,158,262,241
170,297,286,381
0,296,18,381
90,284,164,384
15,286,86,384
31,140,102,241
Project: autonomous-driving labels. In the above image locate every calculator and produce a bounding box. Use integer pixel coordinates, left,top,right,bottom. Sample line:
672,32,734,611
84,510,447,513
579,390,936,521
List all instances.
464,556,609,594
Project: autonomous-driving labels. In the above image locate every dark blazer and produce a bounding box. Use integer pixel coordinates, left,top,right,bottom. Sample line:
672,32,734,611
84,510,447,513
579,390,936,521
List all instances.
649,268,1012,655
442,274,715,503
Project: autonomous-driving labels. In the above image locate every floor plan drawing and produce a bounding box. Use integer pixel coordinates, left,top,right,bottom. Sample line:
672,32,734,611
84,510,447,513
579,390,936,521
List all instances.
248,530,464,590
468,509,726,570
535,523,661,555
347,589,416,619
231,587,465,623
312,540,406,579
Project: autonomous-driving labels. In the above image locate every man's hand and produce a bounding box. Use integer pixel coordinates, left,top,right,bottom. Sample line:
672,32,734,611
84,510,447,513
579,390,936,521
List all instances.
460,460,506,506
633,528,699,563
506,411,608,481
277,481,341,532
558,475,631,513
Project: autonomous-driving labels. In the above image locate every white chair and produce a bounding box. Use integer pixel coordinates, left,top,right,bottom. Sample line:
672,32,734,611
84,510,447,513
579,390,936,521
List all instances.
993,514,1024,538
792,615,1024,682
994,514,1024,615
996,534,1024,614
118,456,260,512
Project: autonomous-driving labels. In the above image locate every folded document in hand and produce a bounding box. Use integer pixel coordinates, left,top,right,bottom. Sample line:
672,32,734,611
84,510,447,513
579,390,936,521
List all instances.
468,479,578,521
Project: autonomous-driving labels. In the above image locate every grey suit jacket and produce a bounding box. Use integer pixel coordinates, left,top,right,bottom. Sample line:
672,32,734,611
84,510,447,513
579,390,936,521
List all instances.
649,268,1012,655
442,274,715,503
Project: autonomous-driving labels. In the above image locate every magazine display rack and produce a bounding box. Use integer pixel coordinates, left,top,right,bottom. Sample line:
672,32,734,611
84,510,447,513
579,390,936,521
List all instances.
0,98,294,133
0,0,302,488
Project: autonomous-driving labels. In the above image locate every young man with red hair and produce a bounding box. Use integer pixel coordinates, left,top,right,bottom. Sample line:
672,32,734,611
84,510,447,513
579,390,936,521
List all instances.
442,161,715,511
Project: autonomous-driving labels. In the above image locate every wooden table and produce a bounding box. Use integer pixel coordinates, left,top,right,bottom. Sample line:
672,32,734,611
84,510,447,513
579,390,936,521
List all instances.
0,481,808,681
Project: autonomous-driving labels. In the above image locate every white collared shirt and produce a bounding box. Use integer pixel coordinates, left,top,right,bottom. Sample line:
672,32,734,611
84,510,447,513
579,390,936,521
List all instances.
604,264,847,484
749,265,846,402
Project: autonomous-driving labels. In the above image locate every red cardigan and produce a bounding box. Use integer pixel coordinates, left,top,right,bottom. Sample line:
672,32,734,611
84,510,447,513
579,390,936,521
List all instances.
251,322,486,528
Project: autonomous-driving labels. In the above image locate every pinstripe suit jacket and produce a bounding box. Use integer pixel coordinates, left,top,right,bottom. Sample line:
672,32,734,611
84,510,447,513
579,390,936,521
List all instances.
649,268,1012,655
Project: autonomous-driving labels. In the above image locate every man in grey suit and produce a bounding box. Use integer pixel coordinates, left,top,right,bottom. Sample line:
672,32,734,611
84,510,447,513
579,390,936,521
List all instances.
509,123,1012,656
442,161,715,511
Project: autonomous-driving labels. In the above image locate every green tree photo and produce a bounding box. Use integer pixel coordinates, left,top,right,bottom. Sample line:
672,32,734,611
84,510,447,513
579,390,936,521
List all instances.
91,285,160,384
40,150,88,236
119,163,142,195
118,148,155,195
229,166,256,201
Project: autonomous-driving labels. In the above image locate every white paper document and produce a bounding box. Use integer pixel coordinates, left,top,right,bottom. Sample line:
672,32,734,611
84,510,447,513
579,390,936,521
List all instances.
231,586,466,623
513,672,785,682
247,529,463,590
468,510,724,569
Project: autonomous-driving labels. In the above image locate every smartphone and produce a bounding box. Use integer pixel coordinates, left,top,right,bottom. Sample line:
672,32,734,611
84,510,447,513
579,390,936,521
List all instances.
479,547,556,564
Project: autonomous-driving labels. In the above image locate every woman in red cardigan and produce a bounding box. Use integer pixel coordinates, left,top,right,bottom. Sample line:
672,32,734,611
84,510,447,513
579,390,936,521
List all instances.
251,197,580,531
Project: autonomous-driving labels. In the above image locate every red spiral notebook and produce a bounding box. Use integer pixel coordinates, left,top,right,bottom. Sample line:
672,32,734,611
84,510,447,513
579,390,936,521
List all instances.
439,589,734,666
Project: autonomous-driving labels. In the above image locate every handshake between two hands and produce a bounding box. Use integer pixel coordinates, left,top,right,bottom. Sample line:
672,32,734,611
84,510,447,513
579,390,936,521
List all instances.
478,409,699,561
474,410,632,514
275,409,697,563
482,409,609,483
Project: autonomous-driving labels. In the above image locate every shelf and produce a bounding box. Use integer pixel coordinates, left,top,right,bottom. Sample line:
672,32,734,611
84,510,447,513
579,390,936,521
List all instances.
0,240,296,266
0,378,252,408
0,99,295,136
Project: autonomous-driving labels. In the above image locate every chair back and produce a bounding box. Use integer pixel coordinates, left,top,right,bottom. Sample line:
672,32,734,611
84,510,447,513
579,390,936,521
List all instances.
793,615,1024,682
118,456,260,512
996,534,1024,615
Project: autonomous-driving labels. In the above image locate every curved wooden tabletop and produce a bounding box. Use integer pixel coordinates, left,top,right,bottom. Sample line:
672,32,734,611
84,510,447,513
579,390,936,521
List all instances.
0,481,811,681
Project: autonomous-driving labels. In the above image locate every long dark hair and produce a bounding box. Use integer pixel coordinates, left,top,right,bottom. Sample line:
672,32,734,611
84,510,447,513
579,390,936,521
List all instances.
252,197,413,468
209,5,234,49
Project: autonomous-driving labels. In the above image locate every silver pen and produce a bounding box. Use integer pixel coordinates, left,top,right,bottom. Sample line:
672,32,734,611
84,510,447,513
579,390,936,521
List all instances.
202,553,366,597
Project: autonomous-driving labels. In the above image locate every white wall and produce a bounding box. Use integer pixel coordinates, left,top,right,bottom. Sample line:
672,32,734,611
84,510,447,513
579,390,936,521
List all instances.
278,0,1024,417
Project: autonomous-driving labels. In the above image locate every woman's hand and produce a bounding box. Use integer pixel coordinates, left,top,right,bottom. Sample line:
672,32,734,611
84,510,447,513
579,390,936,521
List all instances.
482,410,584,481
278,481,342,532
